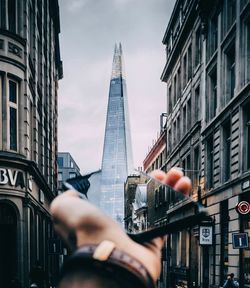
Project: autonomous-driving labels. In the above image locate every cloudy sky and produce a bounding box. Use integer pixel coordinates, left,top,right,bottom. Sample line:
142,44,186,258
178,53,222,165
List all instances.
58,0,175,174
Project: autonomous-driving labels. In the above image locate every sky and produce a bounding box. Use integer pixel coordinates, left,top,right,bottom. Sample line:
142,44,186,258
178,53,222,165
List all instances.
58,0,175,174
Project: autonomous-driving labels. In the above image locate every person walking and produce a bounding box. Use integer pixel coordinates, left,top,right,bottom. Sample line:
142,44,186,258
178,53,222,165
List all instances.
223,273,239,288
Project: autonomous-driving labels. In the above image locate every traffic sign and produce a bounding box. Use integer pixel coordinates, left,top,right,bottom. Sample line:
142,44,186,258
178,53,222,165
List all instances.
232,233,249,249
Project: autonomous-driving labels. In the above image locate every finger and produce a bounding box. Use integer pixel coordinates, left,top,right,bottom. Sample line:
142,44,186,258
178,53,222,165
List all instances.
174,176,192,196
164,167,184,187
150,170,167,183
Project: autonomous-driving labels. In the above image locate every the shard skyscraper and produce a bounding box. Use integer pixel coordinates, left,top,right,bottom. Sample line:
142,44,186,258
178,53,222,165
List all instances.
100,43,133,223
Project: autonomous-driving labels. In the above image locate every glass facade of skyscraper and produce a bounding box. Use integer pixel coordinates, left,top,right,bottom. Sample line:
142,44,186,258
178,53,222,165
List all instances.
100,44,133,223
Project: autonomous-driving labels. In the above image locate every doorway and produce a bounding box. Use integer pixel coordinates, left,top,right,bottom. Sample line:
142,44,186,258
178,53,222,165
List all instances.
0,202,18,287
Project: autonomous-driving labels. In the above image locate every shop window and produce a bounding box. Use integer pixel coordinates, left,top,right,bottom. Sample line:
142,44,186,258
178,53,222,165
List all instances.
242,213,250,288
206,135,214,189
220,200,229,285
222,119,231,182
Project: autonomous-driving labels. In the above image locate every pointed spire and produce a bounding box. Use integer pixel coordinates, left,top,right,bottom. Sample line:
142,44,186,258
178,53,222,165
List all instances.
111,42,125,80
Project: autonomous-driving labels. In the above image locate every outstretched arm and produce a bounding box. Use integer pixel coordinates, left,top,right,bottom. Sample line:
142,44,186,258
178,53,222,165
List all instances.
50,168,191,286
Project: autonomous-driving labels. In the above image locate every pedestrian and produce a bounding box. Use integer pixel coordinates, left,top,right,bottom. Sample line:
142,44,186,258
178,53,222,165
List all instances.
223,273,239,288
50,168,192,288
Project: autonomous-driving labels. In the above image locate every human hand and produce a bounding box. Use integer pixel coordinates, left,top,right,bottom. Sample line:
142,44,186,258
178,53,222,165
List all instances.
50,167,192,283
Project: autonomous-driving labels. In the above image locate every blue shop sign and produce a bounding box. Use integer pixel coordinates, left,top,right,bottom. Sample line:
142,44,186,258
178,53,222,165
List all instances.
232,233,249,249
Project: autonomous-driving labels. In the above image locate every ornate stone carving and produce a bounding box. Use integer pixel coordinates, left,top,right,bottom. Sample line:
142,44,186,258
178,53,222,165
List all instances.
8,42,22,58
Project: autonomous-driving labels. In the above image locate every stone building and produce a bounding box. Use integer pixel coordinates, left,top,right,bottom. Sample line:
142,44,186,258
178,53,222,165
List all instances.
159,0,250,287
0,0,63,287
57,152,81,193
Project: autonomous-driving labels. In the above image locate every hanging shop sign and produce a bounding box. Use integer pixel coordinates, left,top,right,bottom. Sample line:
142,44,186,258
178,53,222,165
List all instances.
199,226,213,245
232,233,249,249
0,168,25,188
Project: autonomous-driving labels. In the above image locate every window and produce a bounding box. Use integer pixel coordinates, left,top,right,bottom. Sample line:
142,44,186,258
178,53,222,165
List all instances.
167,129,172,155
8,0,16,33
10,107,17,150
207,136,214,189
220,200,229,285
227,0,236,30
29,3,35,62
173,120,177,147
243,19,250,85
222,120,231,182
182,154,191,182
8,80,18,151
195,85,200,122
225,43,235,102
69,172,76,179
208,67,217,120
187,45,192,81
183,53,187,87
168,85,172,114
193,146,200,193
183,105,187,136
174,75,177,105
209,14,218,58
177,67,181,99
195,27,202,67
0,0,6,28
58,172,62,181
187,98,191,130
243,102,250,170
177,115,180,143
58,157,64,167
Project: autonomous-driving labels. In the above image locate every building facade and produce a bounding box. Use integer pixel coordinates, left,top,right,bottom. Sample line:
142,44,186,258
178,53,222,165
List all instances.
100,43,133,223
0,0,62,287
57,152,81,193
159,0,250,287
